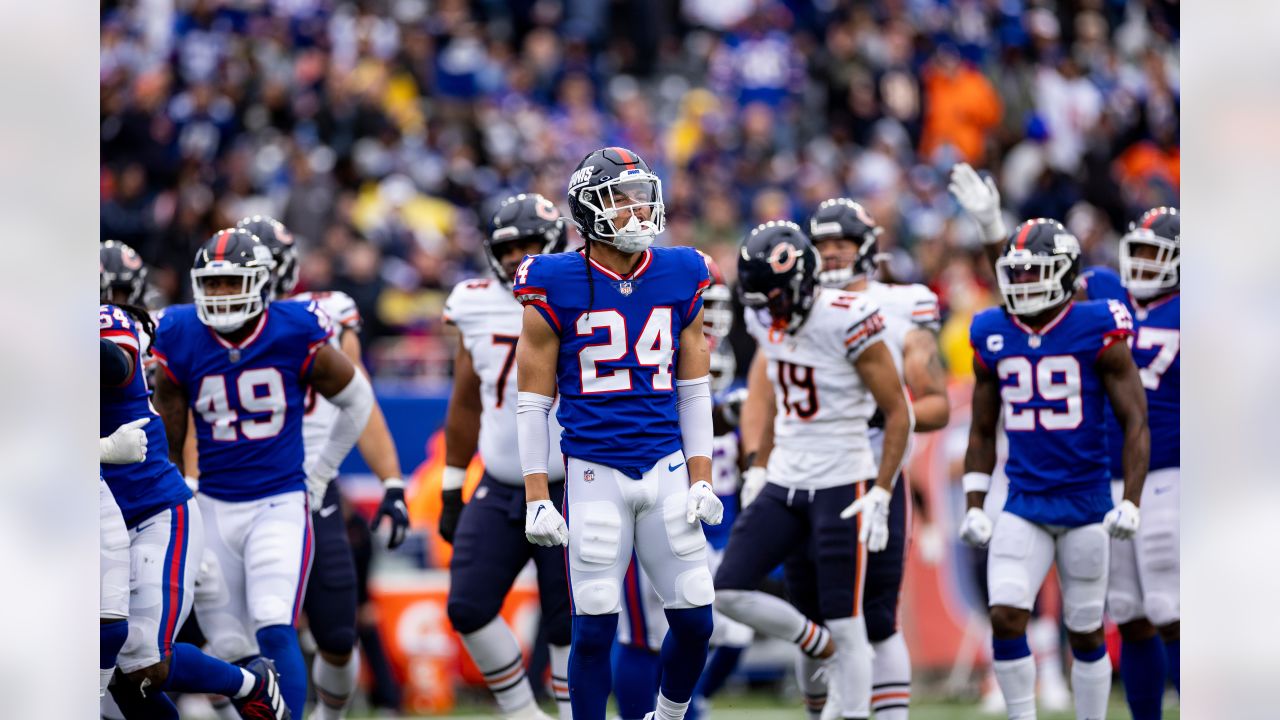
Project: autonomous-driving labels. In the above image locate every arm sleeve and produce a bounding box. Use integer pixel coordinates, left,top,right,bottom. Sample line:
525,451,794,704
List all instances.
101,338,133,387
311,371,374,481
516,391,555,476
676,375,714,461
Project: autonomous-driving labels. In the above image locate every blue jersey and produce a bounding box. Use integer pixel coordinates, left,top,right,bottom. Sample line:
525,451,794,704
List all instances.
970,300,1134,526
1081,266,1180,475
512,246,710,478
152,301,332,501
100,304,192,527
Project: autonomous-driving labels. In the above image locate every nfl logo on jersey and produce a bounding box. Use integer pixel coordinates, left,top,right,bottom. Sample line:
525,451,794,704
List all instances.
584,468,596,483
619,281,633,296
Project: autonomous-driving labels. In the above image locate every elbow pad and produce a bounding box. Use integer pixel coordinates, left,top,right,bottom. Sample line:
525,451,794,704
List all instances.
517,392,554,477
312,371,374,481
676,375,713,461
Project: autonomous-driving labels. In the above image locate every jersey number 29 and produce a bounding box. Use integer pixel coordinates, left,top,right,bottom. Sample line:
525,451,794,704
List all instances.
997,355,1082,431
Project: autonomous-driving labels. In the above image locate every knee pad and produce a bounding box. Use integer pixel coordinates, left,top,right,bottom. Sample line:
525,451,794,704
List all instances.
662,494,707,560
249,595,293,630
1061,527,1108,633
671,566,715,608
664,605,714,644
1144,593,1179,627
987,527,1034,611
571,613,618,653
1141,512,1180,576
574,579,621,616
1106,587,1144,625
862,597,896,643
446,597,499,635
570,501,622,570
311,621,357,656
207,622,258,662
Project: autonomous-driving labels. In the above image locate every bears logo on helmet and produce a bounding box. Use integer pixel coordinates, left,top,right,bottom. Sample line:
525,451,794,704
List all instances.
236,215,299,299
486,193,570,286
100,240,149,306
737,221,821,331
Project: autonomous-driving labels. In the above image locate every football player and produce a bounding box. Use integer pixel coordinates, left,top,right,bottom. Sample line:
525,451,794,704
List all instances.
1079,207,1180,719
438,193,571,720
151,228,375,717
715,221,913,720
961,219,1149,720
513,147,722,720
801,198,949,719
237,215,411,720
101,292,289,719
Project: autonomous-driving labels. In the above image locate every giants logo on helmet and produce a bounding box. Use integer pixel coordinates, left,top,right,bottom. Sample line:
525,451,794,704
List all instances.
570,166,597,188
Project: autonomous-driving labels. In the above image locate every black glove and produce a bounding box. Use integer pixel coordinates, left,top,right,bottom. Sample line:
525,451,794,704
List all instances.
372,479,410,549
439,489,465,544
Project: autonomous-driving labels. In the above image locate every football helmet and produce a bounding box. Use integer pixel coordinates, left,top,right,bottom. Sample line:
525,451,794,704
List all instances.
191,228,277,332
566,146,664,254
1119,206,1179,299
737,220,821,331
487,193,569,285
697,250,736,391
100,240,148,305
235,215,298,299
995,218,1081,317
807,197,882,288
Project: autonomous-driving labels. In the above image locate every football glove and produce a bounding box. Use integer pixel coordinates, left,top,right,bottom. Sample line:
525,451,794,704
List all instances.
305,470,332,510
100,417,149,464
372,478,410,549
525,499,569,547
439,489,464,544
840,485,892,552
739,466,767,509
686,480,724,525
1103,499,1140,539
959,507,993,547
948,162,1006,244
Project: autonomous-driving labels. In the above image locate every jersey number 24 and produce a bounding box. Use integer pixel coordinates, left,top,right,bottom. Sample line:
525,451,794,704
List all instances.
577,309,674,393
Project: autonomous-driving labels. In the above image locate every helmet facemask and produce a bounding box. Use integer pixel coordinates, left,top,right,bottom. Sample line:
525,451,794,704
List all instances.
575,171,665,253
192,263,273,332
995,250,1074,317
1119,228,1179,299
812,231,878,289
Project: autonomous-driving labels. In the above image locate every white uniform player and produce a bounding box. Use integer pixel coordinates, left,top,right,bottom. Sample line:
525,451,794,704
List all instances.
298,290,365,485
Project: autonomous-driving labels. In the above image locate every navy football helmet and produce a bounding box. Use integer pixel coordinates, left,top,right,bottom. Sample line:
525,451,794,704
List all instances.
236,215,298,299
807,198,882,288
996,218,1081,317
191,228,276,332
1119,206,1179,299
100,240,149,306
566,146,664,254
737,221,821,331
487,193,569,285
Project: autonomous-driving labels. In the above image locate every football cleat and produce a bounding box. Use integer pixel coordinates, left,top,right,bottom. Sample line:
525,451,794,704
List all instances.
232,657,291,720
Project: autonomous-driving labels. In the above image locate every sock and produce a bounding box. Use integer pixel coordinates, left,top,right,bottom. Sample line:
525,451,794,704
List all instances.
108,675,179,720
659,606,714,704
311,648,360,719
716,589,827,654
1165,639,1179,692
871,632,911,720
161,642,254,697
100,620,129,697
695,645,744,701
795,653,828,720
826,617,871,719
256,624,309,716
655,691,690,720
613,643,662,719
992,635,1036,720
461,617,537,715
1029,616,1067,687
550,644,572,720
1069,645,1112,720
1119,635,1166,720
569,613,619,719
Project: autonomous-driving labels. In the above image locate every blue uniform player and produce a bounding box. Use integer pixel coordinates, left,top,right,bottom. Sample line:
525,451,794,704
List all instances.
961,219,1150,720
1081,207,1181,719
100,240,290,720
151,228,374,717
513,147,723,720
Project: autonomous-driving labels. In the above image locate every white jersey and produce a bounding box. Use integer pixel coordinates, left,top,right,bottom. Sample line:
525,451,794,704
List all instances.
443,278,565,485
710,431,740,496
298,290,362,472
745,288,888,490
860,281,940,463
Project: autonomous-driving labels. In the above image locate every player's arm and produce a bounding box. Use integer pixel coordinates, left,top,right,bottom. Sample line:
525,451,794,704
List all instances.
948,162,1007,269
962,357,1000,509
101,338,133,387
1097,340,1149,506
515,304,569,546
739,349,776,469
308,343,375,493
439,325,482,543
854,341,913,493
152,366,190,475
901,326,950,432
675,307,723,525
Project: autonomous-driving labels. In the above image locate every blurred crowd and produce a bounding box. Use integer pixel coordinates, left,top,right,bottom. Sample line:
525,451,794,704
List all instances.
100,0,1179,382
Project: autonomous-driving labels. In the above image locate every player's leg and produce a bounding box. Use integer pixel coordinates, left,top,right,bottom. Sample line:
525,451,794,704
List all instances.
533,480,573,720
564,457,637,720
864,477,911,720
303,480,360,720
613,556,665,720
243,490,314,716
714,483,829,657
782,549,829,720
987,511,1057,720
101,481,131,698
1056,522,1111,720
1107,482,1166,720
447,474,549,720
1136,466,1180,692
689,547,752,720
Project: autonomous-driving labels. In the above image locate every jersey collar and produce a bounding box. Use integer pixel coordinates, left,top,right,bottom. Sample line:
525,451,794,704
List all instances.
581,248,652,281
1008,300,1074,338
207,307,269,349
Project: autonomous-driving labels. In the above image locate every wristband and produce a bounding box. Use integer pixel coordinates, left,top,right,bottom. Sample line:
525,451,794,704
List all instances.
962,472,992,494
441,467,466,492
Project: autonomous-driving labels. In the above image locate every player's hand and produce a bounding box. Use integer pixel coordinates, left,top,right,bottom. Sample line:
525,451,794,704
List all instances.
948,163,1006,243
525,499,568,547
686,480,724,525
373,478,410,549
840,485,892,552
305,470,332,510
958,507,993,547
1103,499,1140,539
438,489,464,544
100,417,150,464
739,466,767,509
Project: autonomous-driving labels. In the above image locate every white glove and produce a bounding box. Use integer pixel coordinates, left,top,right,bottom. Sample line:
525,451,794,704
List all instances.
686,480,724,525
100,418,150,464
840,485,892,552
1104,499,1141,539
525,499,569,547
305,470,333,509
739,466,767,509
958,507,993,547
948,162,1007,244
184,476,200,493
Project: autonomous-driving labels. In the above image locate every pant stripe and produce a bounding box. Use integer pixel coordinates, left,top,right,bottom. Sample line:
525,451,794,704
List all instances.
852,482,866,617
561,462,574,615
158,503,188,658
624,552,647,647
292,506,314,624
